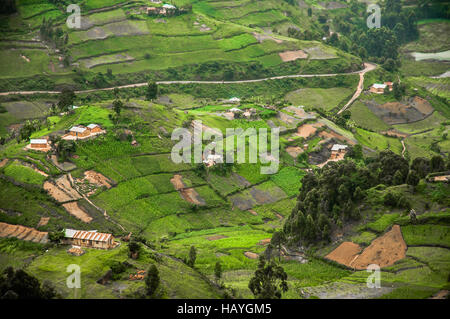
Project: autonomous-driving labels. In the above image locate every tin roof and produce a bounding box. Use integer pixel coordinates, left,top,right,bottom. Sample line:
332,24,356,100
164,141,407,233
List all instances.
372,83,387,89
30,139,48,144
65,229,112,242
331,144,348,151
87,124,99,129
70,126,87,133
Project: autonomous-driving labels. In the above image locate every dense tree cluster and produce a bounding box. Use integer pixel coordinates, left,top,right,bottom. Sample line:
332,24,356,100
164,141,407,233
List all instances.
282,151,448,245
0,267,59,299
248,256,288,299
0,0,16,14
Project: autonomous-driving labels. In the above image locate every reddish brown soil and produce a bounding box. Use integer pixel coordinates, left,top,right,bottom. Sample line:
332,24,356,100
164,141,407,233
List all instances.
36,217,50,228
325,242,362,266
0,222,48,243
244,252,259,259
84,170,112,188
279,50,308,62
206,235,228,241
62,202,93,223
170,174,186,190
326,225,407,269
286,146,303,158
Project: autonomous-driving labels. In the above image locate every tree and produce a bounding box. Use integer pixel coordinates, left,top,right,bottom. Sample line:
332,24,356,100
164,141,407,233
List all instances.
393,170,405,185
329,32,339,46
393,81,406,100
57,88,75,112
248,256,288,299
0,0,17,14
406,170,420,190
128,240,141,259
112,99,123,116
411,157,431,178
383,58,396,72
146,81,158,100
0,267,58,299
430,155,445,172
187,246,196,267
270,231,285,262
145,265,160,298
55,139,76,162
214,261,222,282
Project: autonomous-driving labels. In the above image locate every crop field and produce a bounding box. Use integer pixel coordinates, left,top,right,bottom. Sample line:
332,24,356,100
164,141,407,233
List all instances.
3,162,47,185
350,101,390,132
285,87,353,111
0,0,449,302
354,128,403,154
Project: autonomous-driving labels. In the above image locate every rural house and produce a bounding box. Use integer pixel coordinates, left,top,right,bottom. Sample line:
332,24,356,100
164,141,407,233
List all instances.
30,138,49,149
69,125,90,138
87,123,102,133
330,144,348,160
369,82,394,94
63,229,115,249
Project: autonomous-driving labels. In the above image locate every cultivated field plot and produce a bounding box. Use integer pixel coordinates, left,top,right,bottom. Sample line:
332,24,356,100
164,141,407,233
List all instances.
402,21,450,53
70,20,150,44
0,49,51,78
79,52,135,69
229,181,287,210
0,222,48,244
285,88,353,111
363,96,434,125
1,100,52,119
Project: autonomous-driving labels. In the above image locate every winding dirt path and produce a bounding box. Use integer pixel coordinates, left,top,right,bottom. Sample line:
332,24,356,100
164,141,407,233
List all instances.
337,62,377,115
0,63,377,96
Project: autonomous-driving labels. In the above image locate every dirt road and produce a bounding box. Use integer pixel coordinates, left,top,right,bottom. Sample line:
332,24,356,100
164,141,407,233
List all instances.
0,63,377,96
337,62,377,115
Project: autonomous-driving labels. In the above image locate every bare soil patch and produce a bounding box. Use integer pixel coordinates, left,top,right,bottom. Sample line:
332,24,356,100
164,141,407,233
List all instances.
279,50,308,62
0,159,8,167
286,146,303,158
36,217,50,228
296,122,324,139
244,251,259,259
248,209,258,216
206,235,228,241
180,188,205,205
170,174,186,190
364,96,434,125
259,238,271,245
326,242,362,266
63,202,93,223
278,112,301,127
44,175,82,203
430,290,449,299
0,222,48,243
352,225,407,269
326,225,407,269
84,170,112,188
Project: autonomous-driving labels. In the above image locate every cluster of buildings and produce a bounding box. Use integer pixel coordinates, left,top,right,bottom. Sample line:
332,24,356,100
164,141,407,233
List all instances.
62,123,104,140
369,82,393,94
145,3,177,16
227,107,257,119
27,123,104,152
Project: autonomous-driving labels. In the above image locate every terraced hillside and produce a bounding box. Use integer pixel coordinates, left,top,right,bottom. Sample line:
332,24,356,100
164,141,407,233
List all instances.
0,0,362,91
0,0,449,301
